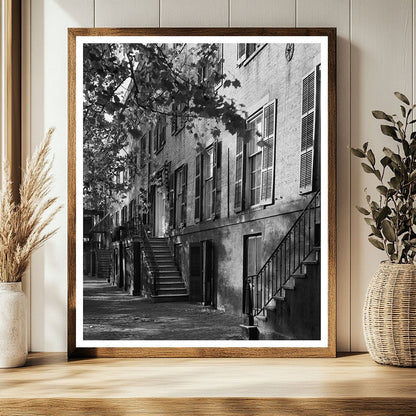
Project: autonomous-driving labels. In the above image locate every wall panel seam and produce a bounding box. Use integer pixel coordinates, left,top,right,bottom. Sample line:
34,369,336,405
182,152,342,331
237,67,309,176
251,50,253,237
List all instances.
348,0,352,353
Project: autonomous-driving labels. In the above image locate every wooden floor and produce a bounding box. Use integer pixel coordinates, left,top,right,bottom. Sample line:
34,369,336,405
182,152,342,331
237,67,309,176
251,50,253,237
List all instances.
1,352,415,415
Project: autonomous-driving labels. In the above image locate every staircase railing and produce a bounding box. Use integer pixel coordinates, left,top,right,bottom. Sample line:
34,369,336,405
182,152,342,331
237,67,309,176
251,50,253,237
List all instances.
127,216,159,295
243,190,321,324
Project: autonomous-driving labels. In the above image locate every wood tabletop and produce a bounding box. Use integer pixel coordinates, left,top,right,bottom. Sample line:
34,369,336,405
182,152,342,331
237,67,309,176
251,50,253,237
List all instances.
1,352,415,415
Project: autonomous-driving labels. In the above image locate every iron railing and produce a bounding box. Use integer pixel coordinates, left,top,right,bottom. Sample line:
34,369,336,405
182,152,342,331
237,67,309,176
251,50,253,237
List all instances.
126,216,159,295
243,190,321,324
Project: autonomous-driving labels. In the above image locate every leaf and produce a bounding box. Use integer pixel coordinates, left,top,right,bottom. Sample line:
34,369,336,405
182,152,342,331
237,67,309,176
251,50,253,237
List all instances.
376,185,388,196
356,206,370,215
371,225,382,238
367,149,375,166
389,176,401,189
350,147,366,158
394,91,410,106
407,170,416,183
380,156,390,167
387,243,395,255
382,219,396,242
361,163,374,174
368,237,385,251
362,142,369,152
372,110,394,122
377,206,390,224
381,125,399,141
400,105,407,117
374,170,382,181
364,217,375,226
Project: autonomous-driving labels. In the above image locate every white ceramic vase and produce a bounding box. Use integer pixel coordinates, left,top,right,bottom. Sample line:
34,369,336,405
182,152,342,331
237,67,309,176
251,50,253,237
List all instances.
0,282,28,368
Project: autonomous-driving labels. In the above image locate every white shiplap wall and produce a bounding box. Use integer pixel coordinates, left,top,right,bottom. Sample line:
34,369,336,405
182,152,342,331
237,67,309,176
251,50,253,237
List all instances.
23,0,416,352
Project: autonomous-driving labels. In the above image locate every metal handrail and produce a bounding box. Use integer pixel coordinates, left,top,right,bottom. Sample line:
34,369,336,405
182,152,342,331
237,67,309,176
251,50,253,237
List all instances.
127,216,159,295
243,190,321,321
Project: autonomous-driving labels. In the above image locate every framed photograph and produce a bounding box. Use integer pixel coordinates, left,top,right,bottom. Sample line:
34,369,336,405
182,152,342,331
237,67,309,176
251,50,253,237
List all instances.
68,28,336,358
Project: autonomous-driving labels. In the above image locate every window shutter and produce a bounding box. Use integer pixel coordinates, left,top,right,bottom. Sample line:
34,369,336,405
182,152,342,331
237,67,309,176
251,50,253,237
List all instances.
182,164,188,225
237,44,246,64
168,162,174,228
171,103,177,134
234,135,245,212
299,69,317,194
260,99,277,205
194,154,203,222
211,141,218,218
214,141,222,217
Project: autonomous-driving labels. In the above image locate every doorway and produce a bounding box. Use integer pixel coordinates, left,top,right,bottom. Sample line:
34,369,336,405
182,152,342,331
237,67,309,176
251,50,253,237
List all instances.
154,187,166,237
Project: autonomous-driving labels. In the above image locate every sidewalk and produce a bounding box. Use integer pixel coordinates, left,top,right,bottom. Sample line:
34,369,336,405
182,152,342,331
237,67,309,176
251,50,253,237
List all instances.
83,276,245,340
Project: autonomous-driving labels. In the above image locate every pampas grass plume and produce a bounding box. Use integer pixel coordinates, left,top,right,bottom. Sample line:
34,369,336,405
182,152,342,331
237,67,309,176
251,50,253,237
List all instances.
0,128,61,282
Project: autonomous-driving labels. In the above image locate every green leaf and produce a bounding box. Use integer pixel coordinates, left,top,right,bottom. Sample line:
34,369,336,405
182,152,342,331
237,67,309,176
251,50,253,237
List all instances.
364,217,375,226
362,142,369,152
400,105,407,117
361,163,374,174
389,176,401,189
371,225,382,238
374,170,382,181
377,206,390,224
367,149,375,166
368,237,385,251
380,156,390,167
394,91,410,106
382,219,396,242
372,110,394,122
356,206,370,215
409,169,416,182
387,244,395,255
350,147,366,158
381,125,399,141
376,185,388,196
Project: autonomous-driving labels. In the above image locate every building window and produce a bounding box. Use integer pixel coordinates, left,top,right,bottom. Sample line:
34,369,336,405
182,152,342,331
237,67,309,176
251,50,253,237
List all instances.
154,116,166,153
203,147,214,220
247,113,263,206
121,206,127,225
235,99,276,212
174,164,188,227
237,43,263,65
198,44,223,88
171,102,186,135
195,141,220,222
300,66,320,194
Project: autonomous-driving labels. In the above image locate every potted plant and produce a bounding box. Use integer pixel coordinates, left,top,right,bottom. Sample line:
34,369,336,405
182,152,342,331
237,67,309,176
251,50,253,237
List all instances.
352,92,416,366
0,128,60,368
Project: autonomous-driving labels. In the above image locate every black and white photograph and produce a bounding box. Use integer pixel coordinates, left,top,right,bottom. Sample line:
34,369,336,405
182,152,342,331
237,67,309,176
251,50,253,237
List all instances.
72,32,333,352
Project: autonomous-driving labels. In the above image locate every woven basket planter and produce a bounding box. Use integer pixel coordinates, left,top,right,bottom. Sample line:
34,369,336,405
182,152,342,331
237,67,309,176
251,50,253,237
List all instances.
363,262,416,367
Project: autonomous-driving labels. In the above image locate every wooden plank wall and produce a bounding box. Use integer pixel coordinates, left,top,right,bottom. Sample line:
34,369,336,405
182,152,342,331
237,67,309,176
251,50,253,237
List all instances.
22,0,416,352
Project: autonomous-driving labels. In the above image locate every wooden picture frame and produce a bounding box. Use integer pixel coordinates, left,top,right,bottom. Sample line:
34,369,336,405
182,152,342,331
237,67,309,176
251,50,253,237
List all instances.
68,28,336,358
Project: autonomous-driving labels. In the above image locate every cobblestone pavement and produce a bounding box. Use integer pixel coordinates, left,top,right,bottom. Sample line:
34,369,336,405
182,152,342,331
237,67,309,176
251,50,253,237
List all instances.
83,276,245,340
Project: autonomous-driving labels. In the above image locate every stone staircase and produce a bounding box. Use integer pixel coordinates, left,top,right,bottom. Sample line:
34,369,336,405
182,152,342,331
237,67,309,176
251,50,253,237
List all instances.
255,246,321,340
147,237,189,303
96,249,112,280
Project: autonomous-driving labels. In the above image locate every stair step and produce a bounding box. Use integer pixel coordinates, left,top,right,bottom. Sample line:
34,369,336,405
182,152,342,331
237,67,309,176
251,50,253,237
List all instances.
158,287,187,294
157,270,181,276
303,259,319,265
151,294,189,303
291,273,307,279
156,282,185,287
282,282,295,290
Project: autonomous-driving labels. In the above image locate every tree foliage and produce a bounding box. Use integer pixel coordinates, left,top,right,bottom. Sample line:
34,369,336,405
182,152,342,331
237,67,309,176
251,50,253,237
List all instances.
352,92,416,263
83,43,246,210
